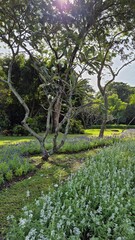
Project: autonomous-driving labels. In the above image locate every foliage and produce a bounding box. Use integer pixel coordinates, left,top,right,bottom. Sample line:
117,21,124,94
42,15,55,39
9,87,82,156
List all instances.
64,119,84,134
0,144,35,186
6,140,135,239
12,125,29,136
0,134,119,187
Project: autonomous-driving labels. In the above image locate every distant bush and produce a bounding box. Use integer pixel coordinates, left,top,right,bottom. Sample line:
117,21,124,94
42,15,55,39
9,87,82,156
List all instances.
6,140,135,239
12,125,29,136
2,129,13,136
66,119,84,134
27,116,46,133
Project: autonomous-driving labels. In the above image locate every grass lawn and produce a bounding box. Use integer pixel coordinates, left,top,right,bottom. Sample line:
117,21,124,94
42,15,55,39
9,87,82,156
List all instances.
0,128,122,147
0,135,33,146
84,128,123,136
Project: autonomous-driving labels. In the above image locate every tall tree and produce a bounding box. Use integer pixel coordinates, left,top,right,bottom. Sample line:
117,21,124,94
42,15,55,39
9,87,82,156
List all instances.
0,0,135,156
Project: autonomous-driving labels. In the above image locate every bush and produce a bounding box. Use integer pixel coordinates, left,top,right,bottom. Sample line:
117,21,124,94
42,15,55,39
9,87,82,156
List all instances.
27,116,46,133
64,119,84,134
6,140,135,239
5,170,13,181
2,129,13,136
12,125,29,136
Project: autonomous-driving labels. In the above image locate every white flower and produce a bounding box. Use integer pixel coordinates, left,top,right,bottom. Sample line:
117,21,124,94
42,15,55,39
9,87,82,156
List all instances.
54,184,58,188
25,228,37,240
51,230,55,236
97,206,102,213
26,190,30,197
35,200,40,206
73,227,81,235
7,215,14,221
115,206,118,213
19,218,27,228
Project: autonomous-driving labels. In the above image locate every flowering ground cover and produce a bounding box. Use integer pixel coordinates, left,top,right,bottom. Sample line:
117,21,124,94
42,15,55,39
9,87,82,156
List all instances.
0,144,98,238
0,135,118,188
6,139,135,240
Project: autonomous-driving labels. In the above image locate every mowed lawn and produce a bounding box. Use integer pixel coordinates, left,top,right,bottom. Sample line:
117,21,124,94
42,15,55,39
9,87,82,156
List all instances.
84,128,123,136
0,128,122,147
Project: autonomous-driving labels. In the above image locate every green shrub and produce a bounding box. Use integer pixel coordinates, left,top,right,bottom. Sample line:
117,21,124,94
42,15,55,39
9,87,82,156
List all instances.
66,119,84,134
0,162,9,175
15,167,23,177
6,140,135,239
27,116,46,132
2,129,13,136
13,125,29,136
5,170,13,181
0,144,36,186
0,174,4,185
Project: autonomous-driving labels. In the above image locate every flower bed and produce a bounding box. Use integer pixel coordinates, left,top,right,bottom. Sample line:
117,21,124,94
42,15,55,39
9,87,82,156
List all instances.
6,140,135,239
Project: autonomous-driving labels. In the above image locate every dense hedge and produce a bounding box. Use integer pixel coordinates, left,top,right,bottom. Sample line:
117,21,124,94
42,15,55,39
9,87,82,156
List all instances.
7,140,135,239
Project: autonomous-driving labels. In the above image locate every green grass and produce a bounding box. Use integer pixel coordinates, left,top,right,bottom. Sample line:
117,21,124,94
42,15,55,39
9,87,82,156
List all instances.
84,128,123,136
0,128,122,147
0,135,33,146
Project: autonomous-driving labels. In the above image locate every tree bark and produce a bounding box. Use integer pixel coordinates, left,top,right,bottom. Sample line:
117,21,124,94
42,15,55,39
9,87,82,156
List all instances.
99,93,108,138
52,94,62,133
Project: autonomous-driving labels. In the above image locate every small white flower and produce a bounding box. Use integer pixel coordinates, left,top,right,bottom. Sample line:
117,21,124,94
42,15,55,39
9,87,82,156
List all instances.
115,206,118,212
35,200,40,206
97,206,102,213
51,230,55,236
7,215,14,221
19,218,27,228
107,227,111,234
26,190,30,197
73,227,81,235
54,184,58,188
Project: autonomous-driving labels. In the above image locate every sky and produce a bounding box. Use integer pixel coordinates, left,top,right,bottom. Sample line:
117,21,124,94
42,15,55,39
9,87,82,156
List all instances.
89,61,135,92
0,42,135,92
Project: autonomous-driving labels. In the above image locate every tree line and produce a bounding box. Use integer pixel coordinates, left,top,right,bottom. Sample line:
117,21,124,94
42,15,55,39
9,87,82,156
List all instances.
0,55,135,131
0,0,135,159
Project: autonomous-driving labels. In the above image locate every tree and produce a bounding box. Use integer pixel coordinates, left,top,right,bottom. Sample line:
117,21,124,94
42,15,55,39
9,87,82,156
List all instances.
0,0,135,157
108,93,127,123
0,0,115,158
80,24,135,137
107,82,135,102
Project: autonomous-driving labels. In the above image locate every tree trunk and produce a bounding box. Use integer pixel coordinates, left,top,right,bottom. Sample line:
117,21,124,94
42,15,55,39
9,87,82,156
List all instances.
99,93,108,138
40,140,49,161
52,95,61,133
